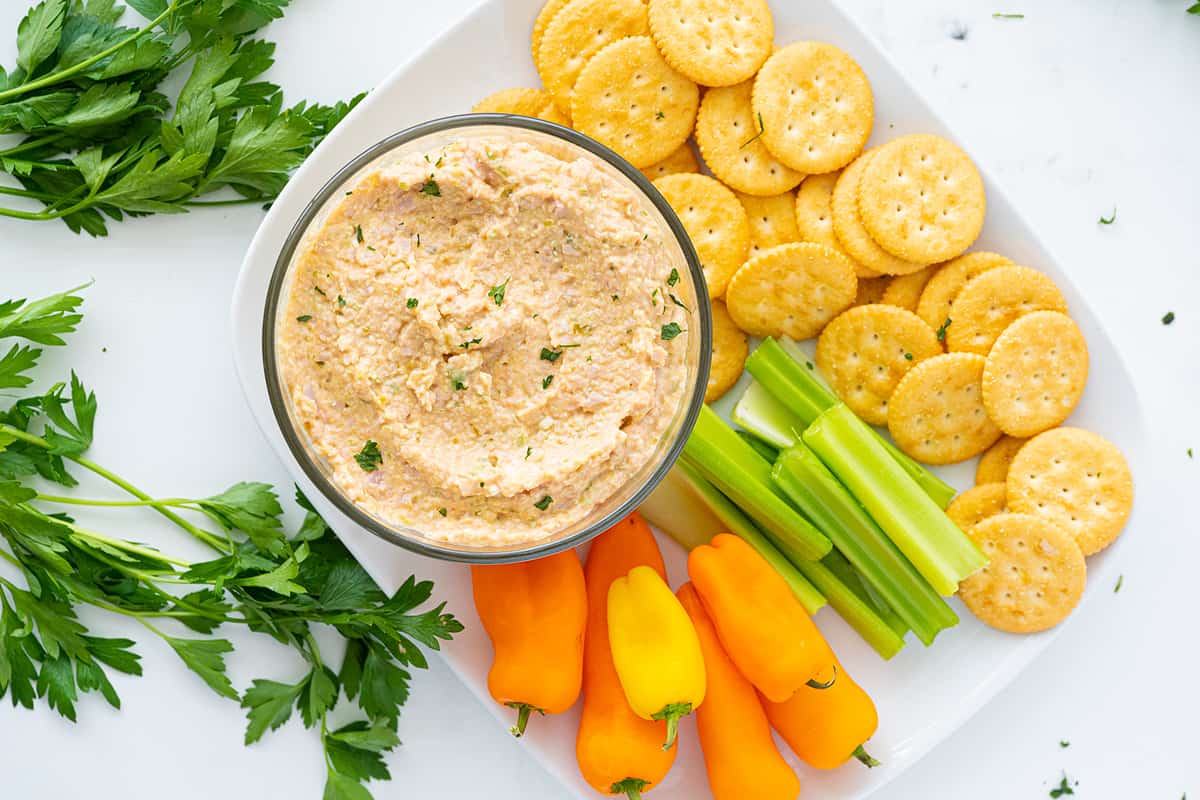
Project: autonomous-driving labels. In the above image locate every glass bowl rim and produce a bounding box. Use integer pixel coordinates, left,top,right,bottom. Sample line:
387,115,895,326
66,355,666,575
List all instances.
261,113,711,564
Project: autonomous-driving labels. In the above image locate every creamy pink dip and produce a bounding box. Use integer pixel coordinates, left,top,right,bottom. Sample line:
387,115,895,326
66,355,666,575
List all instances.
276,136,688,546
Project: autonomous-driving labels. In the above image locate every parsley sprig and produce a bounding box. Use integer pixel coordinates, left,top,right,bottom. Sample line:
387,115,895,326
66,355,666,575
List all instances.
0,287,461,800
0,0,364,236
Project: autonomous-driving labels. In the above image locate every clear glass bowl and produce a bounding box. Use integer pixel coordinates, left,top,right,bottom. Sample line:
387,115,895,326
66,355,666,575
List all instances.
262,114,710,563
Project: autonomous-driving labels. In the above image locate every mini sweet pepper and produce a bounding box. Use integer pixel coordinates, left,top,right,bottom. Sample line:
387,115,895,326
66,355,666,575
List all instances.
607,564,706,750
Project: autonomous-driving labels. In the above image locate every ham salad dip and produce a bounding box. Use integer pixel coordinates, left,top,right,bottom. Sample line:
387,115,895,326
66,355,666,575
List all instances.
276,135,689,546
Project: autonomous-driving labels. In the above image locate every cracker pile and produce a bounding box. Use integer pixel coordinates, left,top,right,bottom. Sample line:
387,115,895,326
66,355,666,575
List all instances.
474,0,1132,634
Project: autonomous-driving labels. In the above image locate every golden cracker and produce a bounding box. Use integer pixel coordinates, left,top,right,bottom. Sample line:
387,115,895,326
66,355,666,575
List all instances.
957,513,1086,634
831,150,929,277
751,42,874,174
982,311,1089,438
814,304,942,425
857,134,986,263
696,80,804,196
572,36,699,169
946,482,1008,532
1007,427,1134,556
853,275,889,307
794,171,877,278
639,142,700,182
707,299,749,402
915,251,1012,332
654,172,750,298
945,265,1068,355
531,0,572,68
737,190,800,255
880,265,937,312
472,87,571,126
538,0,650,113
725,242,857,340
886,352,1001,464
648,0,774,87
975,435,1028,485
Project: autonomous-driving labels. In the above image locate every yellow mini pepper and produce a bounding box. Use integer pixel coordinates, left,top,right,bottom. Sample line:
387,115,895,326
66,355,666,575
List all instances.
607,565,706,750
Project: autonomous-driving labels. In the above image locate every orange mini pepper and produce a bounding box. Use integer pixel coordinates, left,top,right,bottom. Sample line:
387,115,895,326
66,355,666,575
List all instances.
677,582,801,800
470,549,587,736
576,513,677,800
689,533,836,702
762,657,880,770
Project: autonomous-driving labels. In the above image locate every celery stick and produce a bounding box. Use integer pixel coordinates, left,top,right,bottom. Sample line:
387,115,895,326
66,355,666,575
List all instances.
803,405,988,596
674,459,825,615
772,444,959,645
683,406,831,561
820,549,910,641
743,337,956,508
736,429,779,462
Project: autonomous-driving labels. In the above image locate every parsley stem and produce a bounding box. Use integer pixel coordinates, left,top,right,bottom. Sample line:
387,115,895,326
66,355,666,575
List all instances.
0,2,188,103
185,197,268,207
69,523,192,567
36,493,197,508
0,133,66,157
0,186,60,202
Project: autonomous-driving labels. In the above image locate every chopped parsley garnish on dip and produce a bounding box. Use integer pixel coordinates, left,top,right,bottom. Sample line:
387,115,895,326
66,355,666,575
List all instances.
314,286,327,296
354,440,383,472
451,376,467,391
296,315,312,322
437,507,447,517
420,176,441,196
488,277,510,306
542,375,553,389
406,298,419,309
540,347,562,362
354,224,364,243
459,338,482,349
661,322,684,340
667,268,680,286
668,292,688,312
534,495,553,510
337,295,347,307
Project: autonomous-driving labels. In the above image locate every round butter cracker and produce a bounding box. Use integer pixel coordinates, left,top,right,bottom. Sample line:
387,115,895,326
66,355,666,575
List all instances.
737,190,800,255
572,36,699,169
640,142,700,182
945,265,1067,355
831,150,929,277
751,42,874,174
815,304,942,425
473,87,571,126
880,265,937,312
982,310,1088,437
725,242,857,340
707,299,749,402
531,0,572,68
1007,427,1133,556
858,133,986,263
946,482,1008,533
794,171,877,277
538,0,650,113
654,172,750,298
957,513,1086,634
648,0,774,87
975,435,1028,485
886,352,1001,464
915,251,1012,332
696,80,804,196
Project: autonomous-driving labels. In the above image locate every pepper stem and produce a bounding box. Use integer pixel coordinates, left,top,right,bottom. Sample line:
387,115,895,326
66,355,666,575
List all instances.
805,663,838,690
853,744,880,768
504,702,544,737
650,702,692,750
610,778,649,800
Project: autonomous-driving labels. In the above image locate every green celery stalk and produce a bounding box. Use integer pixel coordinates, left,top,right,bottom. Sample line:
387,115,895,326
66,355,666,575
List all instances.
673,459,825,614
683,406,831,561
820,549,910,641
743,337,956,508
639,466,726,551
803,404,988,596
736,429,780,462
772,444,959,645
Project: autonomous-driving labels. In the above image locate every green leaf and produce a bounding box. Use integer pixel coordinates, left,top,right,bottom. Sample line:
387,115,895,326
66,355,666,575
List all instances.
92,149,207,213
82,634,141,676
0,91,75,133
338,638,364,700
40,371,96,456
323,770,373,800
125,0,168,18
54,82,142,130
75,658,121,708
0,600,39,709
327,719,400,753
236,556,304,596
9,586,89,660
199,482,285,554
325,731,391,783
318,561,382,610
164,636,238,700
71,146,124,193
0,344,41,389
35,652,78,721
356,644,410,720
16,0,67,75
241,678,301,744
299,665,338,728
202,104,312,192
0,283,86,346
169,589,233,634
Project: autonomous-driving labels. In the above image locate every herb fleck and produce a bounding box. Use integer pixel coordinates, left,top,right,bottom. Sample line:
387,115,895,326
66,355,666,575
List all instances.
1059,740,1070,748
612,294,620,302
406,298,419,309
655,110,665,119
1099,207,1116,225
314,286,327,296
1188,448,1193,458
451,376,467,391
936,317,952,342
904,352,914,361
534,495,553,511
416,233,421,247
542,375,553,389
806,361,814,371
525,447,532,460
296,315,312,322
1163,311,1176,325
661,322,684,341
354,224,363,243
668,292,689,312
667,267,680,286
740,111,765,149
337,295,347,308
488,277,510,306
993,12,1024,19
1114,574,1123,593
420,176,441,196
354,440,383,472
367,245,377,252
540,347,563,362
438,507,447,517
459,338,482,349
1049,773,1075,798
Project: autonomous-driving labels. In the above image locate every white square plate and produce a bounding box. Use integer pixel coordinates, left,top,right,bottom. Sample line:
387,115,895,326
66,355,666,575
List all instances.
231,1,1147,797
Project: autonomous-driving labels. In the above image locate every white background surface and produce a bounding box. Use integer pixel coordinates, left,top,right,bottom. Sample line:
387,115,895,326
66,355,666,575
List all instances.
1,1,1197,798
